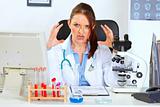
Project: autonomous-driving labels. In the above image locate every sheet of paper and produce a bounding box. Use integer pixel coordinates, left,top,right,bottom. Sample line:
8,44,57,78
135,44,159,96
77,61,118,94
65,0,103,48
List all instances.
70,86,109,96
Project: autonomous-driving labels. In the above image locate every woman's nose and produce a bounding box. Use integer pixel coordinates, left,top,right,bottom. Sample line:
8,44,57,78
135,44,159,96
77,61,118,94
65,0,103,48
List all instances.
78,27,85,34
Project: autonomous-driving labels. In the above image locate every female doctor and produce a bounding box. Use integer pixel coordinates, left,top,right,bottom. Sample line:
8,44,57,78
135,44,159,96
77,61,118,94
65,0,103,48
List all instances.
47,3,117,86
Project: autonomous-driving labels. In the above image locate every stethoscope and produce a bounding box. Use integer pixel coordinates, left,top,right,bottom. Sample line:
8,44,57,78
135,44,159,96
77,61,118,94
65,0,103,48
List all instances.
60,50,72,70
60,50,95,72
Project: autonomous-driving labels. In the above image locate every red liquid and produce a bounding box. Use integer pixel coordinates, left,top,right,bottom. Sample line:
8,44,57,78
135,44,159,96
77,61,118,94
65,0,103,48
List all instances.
41,83,44,96
52,84,56,97
57,86,60,97
43,84,47,97
51,78,56,97
34,84,38,97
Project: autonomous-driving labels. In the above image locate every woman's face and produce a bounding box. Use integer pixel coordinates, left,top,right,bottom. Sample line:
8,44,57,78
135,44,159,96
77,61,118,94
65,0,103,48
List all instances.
68,13,91,44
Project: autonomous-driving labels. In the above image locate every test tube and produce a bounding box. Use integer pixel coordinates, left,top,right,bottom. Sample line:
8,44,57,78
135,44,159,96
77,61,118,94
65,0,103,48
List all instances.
51,78,56,97
34,84,38,97
56,82,61,97
40,68,44,97
41,82,44,96
43,83,47,97
34,70,38,97
43,69,47,97
40,67,48,97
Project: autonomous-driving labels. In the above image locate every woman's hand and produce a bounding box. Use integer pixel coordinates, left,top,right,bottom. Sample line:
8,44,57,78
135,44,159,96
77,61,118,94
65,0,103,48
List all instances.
98,24,114,48
47,23,64,49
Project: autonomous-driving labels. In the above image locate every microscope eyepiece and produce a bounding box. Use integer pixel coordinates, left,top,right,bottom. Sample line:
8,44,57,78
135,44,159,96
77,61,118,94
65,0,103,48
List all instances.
124,34,128,41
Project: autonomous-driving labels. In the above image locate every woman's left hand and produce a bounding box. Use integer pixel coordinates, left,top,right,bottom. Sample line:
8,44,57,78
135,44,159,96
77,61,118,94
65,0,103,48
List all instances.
98,24,114,48
47,23,64,49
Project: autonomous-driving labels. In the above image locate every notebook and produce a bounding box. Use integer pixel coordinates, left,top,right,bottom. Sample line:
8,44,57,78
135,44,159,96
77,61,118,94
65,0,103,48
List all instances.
70,86,109,96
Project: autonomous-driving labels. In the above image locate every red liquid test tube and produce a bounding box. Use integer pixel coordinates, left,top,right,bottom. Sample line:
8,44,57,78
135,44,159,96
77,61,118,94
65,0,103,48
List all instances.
56,82,61,97
52,78,56,97
57,86,60,97
41,83,44,96
34,84,38,97
43,83,47,97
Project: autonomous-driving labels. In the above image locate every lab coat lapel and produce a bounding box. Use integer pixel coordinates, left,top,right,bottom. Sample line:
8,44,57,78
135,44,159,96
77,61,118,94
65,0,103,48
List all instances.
61,34,75,67
85,49,97,73
85,50,100,86
66,54,78,84
86,57,94,72
66,54,75,68
85,56,97,86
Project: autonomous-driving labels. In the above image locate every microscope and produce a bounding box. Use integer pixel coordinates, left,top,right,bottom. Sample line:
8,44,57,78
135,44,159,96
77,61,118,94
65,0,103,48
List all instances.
112,34,147,93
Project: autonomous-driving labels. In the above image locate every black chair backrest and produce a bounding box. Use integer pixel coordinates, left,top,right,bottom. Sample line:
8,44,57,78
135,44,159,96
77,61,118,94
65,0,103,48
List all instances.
57,20,119,41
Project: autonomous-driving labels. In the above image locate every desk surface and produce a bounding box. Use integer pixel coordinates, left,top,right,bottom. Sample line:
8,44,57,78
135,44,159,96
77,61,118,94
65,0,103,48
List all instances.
0,87,159,106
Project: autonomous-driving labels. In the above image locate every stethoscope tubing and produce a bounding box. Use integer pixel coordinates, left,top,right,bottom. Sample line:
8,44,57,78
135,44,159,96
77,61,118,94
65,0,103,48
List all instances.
60,50,95,72
60,50,72,70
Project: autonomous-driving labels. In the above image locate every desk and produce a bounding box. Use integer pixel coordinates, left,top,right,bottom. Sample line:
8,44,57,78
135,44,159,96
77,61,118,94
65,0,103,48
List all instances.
0,87,159,106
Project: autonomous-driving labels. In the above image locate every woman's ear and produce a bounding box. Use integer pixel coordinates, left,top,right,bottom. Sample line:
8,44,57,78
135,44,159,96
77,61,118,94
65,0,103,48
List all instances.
67,20,71,29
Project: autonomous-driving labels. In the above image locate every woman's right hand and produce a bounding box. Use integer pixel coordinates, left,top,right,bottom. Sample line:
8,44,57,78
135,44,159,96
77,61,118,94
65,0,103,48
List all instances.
47,23,64,49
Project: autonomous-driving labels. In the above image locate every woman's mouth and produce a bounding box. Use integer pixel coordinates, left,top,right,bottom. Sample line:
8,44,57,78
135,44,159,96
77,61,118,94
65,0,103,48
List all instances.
77,35,85,40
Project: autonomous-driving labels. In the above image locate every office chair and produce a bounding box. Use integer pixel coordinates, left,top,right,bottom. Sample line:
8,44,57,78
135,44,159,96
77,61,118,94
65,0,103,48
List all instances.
57,19,119,41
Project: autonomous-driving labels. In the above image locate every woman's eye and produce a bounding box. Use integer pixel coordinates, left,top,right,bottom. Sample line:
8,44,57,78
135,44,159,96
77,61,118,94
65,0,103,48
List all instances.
85,25,90,29
73,24,80,28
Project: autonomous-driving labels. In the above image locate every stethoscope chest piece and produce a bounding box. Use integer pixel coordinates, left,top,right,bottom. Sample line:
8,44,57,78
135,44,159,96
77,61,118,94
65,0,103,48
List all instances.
88,64,95,72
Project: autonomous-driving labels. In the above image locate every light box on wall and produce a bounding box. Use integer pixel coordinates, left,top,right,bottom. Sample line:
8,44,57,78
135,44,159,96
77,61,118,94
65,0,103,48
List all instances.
131,0,160,20
27,0,51,7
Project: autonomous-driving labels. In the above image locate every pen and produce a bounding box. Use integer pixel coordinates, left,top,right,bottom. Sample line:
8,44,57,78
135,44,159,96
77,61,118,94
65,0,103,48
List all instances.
70,86,73,93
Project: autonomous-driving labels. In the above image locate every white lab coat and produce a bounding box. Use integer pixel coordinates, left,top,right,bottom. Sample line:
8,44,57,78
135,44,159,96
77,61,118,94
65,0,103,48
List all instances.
47,35,117,87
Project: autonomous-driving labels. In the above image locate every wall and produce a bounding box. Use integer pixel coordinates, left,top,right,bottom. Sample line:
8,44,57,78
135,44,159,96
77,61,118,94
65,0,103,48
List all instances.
0,0,128,40
128,0,160,87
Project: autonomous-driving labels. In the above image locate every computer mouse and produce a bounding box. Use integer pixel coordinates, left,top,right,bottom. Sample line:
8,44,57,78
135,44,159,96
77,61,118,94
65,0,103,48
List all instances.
146,87,160,92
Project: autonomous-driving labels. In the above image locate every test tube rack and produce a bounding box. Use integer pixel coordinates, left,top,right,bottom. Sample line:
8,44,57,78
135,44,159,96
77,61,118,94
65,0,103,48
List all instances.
27,84,67,103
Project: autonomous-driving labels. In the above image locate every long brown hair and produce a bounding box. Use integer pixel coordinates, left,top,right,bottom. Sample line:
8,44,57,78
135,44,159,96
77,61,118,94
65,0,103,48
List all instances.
70,3,98,59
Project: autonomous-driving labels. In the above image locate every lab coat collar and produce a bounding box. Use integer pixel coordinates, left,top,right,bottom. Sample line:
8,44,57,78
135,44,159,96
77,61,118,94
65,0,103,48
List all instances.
62,34,72,54
61,34,96,65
